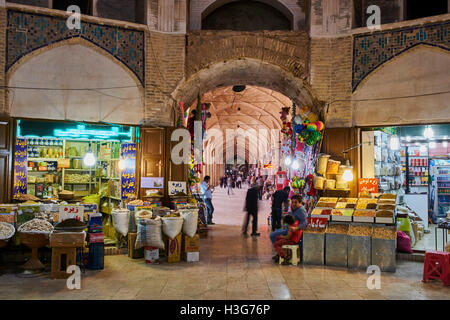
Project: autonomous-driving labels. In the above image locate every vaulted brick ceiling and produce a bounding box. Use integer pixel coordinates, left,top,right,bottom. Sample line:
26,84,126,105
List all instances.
201,85,290,131
190,85,291,163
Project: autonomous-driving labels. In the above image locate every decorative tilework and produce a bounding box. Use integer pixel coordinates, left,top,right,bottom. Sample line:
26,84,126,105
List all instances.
6,10,145,85
353,21,450,91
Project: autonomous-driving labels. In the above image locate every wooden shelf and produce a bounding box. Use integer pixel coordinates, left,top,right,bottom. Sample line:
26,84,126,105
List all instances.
28,158,60,161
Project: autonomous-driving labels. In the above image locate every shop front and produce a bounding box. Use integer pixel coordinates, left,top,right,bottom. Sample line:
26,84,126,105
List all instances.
359,124,450,252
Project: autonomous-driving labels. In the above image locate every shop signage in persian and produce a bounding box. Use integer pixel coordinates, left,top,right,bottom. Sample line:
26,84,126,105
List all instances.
121,143,136,200
307,216,328,228
13,138,27,200
358,178,379,193
168,181,187,195
59,205,84,222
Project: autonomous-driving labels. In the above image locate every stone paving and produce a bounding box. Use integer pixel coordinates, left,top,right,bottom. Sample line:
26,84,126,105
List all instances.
0,186,449,300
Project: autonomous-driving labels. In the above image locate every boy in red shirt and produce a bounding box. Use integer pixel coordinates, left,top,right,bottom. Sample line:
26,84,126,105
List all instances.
272,214,302,264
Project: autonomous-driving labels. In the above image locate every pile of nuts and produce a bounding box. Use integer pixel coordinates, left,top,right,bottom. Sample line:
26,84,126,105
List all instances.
0,223,14,240
372,227,397,240
18,218,54,233
326,224,349,234
348,225,373,236
304,227,326,233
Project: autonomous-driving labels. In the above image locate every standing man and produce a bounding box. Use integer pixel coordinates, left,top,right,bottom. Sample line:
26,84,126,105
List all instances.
258,176,264,200
227,175,234,195
269,195,307,244
243,179,260,237
237,175,242,189
201,176,215,225
270,186,290,231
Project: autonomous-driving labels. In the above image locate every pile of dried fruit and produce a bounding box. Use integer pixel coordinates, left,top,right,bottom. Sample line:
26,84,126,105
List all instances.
366,203,377,209
326,224,349,234
331,209,343,216
342,209,354,216
376,210,394,218
372,227,397,239
378,204,396,210
18,218,54,233
354,210,375,217
311,209,323,215
318,197,338,203
338,198,358,204
335,202,347,208
348,225,373,236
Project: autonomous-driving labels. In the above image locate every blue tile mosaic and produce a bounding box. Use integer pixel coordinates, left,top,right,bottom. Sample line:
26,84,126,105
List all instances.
6,10,145,85
352,21,450,91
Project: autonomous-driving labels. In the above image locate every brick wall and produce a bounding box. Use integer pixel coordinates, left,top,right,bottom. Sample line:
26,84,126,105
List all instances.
7,0,48,8
309,35,353,127
186,30,309,79
97,0,136,23
145,31,185,125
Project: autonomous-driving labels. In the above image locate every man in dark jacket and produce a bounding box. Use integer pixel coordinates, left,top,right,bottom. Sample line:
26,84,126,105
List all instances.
243,181,260,237
271,186,290,231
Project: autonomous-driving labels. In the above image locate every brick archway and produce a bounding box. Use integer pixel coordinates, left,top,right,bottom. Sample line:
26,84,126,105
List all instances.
173,57,323,116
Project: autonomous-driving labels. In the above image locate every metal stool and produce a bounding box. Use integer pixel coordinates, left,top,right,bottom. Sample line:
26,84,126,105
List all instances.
279,245,300,266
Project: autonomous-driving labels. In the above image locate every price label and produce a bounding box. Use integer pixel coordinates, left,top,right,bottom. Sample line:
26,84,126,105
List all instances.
358,178,379,193
307,216,328,229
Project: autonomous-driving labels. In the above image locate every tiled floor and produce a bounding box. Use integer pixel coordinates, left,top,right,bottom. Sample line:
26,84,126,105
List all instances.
0,186,449,300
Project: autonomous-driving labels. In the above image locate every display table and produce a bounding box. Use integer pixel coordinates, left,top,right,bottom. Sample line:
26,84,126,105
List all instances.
50,231,85,279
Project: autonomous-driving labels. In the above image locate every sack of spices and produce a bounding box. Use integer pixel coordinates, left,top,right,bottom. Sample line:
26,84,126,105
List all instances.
180,209,198,238
112,209,130,237
161,216,184,240
135,216,164,249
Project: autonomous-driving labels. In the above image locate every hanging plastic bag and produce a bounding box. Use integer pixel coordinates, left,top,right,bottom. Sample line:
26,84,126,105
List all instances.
180,209,198,238
112,209,130,237
161,216,184,239
135,217,164,249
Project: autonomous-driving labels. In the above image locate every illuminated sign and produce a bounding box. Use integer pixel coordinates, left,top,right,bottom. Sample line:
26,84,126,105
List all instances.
54,125,132,140
17,120,134,142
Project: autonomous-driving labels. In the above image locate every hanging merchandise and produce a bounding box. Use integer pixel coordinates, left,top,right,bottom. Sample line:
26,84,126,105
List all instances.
297,120,325,146
296,105,319,123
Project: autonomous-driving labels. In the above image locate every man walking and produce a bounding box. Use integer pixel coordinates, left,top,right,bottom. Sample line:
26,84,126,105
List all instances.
270,186,290,231
243,179,260,237
269,195,307,244
201,176,215,225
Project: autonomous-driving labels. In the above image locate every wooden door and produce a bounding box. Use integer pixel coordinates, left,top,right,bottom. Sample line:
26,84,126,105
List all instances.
140,128,165,199
165,127,188,183
0,119,13,202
